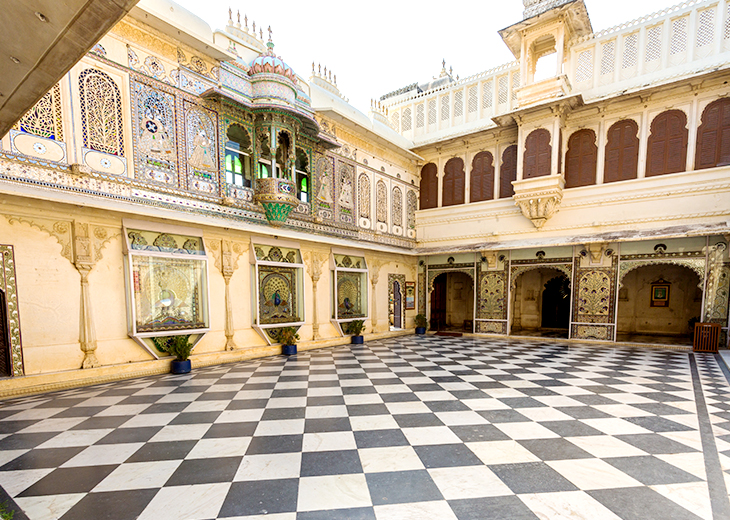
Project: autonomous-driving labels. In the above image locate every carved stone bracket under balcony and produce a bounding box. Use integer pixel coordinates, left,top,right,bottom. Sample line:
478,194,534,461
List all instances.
512,174,565,229
254,177,299,226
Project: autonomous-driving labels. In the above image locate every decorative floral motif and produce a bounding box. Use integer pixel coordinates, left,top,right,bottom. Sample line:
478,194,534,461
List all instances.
577,271,611,317
17,84,63,141
407,191,417,229
134,83,177,183
338,163,354,209
79,68,124,156
358,174,371,219
0,245,24,376
392,187,403,227
478,270,506,320
185,106,216,172
376,180,387,223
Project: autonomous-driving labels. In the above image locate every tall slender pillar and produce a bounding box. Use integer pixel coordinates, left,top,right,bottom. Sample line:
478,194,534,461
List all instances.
73,221,99,368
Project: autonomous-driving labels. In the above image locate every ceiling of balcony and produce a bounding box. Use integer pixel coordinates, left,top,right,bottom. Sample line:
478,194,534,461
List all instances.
0,0,140,137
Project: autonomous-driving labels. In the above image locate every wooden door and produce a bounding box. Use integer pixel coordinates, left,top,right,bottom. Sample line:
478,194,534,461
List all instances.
393,281,402,329
0,291,11,377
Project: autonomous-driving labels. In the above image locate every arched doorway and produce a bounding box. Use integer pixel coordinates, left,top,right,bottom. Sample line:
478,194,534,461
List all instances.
616,264,701,346
430,272,474,332
0,290,11,377
511,268,571,338
393,281,402,329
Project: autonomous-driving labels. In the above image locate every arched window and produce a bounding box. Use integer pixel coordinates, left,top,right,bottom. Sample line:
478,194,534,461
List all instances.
500,145,517,198
392,187,403,227
470,151,495,202
18,84,63,141
419,163,438,210
523,129,551,179
79,68,124,155
402,108,412,132
646,109,688,177
604,119,639,183
225,125,252,188
564,129,597,188
258,133,272,178
695,98,730,170
359,174,371,218
442,158,465,207
296,148,309,203
376,180,388,223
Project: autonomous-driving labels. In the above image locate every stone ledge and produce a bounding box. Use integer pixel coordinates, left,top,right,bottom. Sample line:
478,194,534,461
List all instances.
0,329,413,399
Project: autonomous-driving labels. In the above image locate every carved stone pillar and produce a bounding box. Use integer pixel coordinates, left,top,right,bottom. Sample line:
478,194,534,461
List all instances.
304,251,327,340
369,259,386,330
73,221,99,369
209,239,246,351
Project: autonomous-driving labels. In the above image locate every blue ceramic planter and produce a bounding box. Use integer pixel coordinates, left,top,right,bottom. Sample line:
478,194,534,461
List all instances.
282,344,297,356
171,359,191,374
351,335,364,344
415,327,427,335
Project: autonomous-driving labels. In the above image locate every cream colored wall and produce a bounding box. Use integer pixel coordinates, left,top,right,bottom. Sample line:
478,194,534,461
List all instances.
414,79,730,250
617,264,702,335
0,217,82,374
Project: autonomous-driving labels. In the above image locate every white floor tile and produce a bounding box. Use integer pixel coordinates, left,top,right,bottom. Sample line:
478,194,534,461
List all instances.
428,466,512,499
359,446,424,473
298,474,372,511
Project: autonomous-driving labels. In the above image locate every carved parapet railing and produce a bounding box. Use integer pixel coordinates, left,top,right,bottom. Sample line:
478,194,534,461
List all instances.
512,174,565,229
254,177,299,226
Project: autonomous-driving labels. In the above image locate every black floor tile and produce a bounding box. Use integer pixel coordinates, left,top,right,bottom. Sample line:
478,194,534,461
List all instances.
615,433,699,454
588,486,703,520
365,470,443,505
604,455,702,485
165,456,242,485
219,479,299,517
413,444,483,468
19,465,118,496
354,429,409,448
449,424,511,443
300,450,363,476
126,440,196,462
488,462,579,494
0,446,84,470
59,489,159,520
246,434,303,454
449,496,540,520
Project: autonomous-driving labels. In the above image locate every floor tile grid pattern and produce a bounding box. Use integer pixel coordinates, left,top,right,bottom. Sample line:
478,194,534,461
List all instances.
0,336,727,520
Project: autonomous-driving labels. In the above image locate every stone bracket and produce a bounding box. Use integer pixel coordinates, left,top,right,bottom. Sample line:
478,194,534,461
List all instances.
512,174,565,229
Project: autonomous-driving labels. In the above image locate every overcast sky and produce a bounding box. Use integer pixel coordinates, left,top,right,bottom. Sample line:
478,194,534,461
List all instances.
172,0,677,113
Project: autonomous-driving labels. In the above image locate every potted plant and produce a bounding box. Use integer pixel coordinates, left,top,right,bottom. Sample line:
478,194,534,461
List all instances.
152,335,194,374
415,314,428,335
277,327,299,356
345,320,365,344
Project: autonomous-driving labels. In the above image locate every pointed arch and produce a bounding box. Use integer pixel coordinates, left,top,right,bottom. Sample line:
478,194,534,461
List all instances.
564,129,597,188
470,151,495,202
419,163,438,209
79,68,124,155
646,109,688,177
442,157,465,207
695,98,730,170
500,145,517,198
523,129,551,179
604,119,639,183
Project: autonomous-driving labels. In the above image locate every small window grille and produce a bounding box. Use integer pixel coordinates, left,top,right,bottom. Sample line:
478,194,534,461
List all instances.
600,41,616,75
697,8,715,47
646,26,662,62
17,83,63,141
726,3,730,39
416,104,425,128
511,72,520,101
391,111,399,131
671,17,688,55
79,68,124,156
428,99,437,125
498,76,508,105
441,95,450,121
575,50,594,83
454,91,463,118
468,86,478,113
482,80,493,108
402,108,412,131
622,33,638,69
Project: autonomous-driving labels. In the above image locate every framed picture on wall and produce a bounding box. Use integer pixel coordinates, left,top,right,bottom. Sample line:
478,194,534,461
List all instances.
405,281,416,310
650,282,670,307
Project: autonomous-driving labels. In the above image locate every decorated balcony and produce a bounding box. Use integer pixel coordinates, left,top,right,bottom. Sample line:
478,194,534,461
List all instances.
254,176,299,226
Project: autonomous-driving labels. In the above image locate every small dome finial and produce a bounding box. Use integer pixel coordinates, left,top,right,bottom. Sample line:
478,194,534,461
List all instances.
268,26,272,42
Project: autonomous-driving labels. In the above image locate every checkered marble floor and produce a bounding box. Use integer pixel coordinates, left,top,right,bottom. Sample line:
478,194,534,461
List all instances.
1,336,730,520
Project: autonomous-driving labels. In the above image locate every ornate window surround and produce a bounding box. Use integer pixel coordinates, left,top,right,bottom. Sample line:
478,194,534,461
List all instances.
249,236,305,344
330,248,369,335
122,219,210,359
